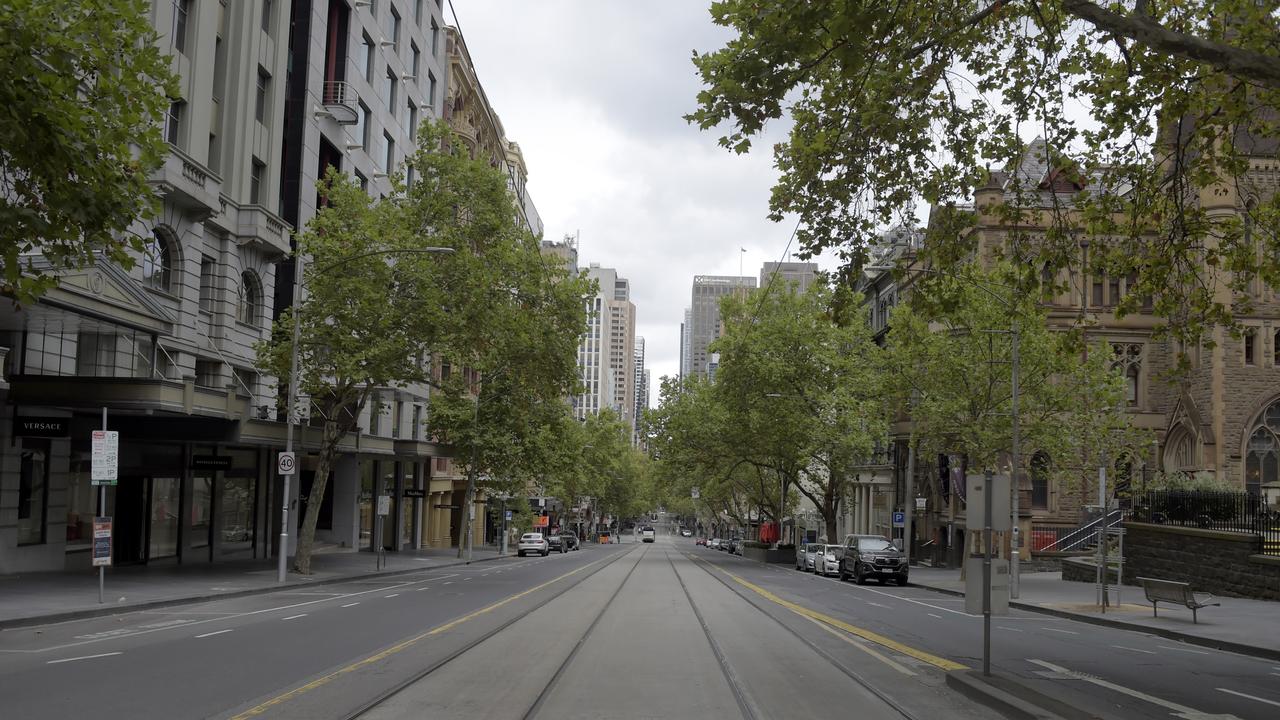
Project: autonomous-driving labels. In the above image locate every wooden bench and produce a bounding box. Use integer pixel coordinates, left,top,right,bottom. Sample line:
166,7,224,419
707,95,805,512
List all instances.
1136,577,1220,624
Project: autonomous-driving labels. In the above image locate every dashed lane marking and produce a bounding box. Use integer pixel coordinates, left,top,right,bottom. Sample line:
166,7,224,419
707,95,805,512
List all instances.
687,554,966,671
227,552,617,719
47,652,122,664
927,613,943,619
384,594,399,598
281,614,307,621
195,629,234,638
1042,628,1079,635
1158,645,1209,655
1028,659,1242,720
998,626,1024,632
340,603,359,608
1218,688,1280,708
1112,645,1157,655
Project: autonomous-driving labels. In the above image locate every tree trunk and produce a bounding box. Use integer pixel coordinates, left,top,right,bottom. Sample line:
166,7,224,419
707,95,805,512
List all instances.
458,466,478,559
294,421,341,575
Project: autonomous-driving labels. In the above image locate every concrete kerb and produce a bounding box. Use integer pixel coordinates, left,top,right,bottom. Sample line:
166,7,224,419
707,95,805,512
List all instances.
0,553,506,631
945,671,1068,720
908,580,1280,664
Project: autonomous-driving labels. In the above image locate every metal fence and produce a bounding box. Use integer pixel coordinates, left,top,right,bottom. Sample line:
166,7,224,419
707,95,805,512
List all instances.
1133,490,1279,556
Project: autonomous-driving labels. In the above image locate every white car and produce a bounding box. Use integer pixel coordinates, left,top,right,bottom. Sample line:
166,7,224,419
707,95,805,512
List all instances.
640,526,656,543
517,532,550,557
681,529,692,537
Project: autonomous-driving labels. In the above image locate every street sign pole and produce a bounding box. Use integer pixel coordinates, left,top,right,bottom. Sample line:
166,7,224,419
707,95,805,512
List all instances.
98,407,107,604
983,469,993,677
280,253,303,584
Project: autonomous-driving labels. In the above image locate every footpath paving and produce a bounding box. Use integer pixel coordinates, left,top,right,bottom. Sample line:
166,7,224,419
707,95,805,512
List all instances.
908,566,1280,661
0,545,503,629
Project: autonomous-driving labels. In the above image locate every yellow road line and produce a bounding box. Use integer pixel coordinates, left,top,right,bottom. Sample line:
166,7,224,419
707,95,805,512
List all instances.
803,615,918,676
229,552,620,719
689,554,967,672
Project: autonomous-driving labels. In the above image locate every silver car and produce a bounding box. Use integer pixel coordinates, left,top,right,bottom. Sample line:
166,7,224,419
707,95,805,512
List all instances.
815,545,844,577
517,532,549,557
802,543,824,572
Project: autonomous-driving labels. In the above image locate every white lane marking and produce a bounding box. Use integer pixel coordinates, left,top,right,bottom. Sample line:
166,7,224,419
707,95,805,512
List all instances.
867,601,891,609
443,581,454,585
820,575,979,617
195,629,234,638
18,572,464,654
805,616,916,676
1112,645,1157,655
1028,660,1240,720
384,594,400,598
1042,628,1079,635
1217,688,1280,708
1158,645,1210,655
340,603,360,608
998,626,1024,632
281,614,307,621
1270,673,1280,678
47,652,122,664
927,613,943,619
481,574,489,577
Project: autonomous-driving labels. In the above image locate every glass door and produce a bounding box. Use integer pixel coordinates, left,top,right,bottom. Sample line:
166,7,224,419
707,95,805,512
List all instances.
149,477,181,560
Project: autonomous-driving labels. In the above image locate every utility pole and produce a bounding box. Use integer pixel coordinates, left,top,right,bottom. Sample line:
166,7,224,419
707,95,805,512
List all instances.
904,438,915,567
1097,456,1109,610
1010,321,1020,598
279,253,303,583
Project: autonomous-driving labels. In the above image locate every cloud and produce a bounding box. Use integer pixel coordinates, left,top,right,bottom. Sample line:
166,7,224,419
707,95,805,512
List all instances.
453,1,837,399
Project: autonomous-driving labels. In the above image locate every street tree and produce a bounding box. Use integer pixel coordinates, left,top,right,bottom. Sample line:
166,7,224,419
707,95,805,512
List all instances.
2,0,175,303
713,282,889,542
689,1,1280,347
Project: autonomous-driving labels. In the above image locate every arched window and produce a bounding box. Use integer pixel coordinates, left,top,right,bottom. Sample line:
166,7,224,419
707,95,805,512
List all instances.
238,271,261,326
1165,425,1200,471
1030,451,1051,510
1110,343,1143,406
1244,399,1280,496
142,229,176,292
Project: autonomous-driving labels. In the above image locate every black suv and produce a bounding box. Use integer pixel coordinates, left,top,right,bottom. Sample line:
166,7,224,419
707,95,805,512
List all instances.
547,533,579,553
838,535,908,585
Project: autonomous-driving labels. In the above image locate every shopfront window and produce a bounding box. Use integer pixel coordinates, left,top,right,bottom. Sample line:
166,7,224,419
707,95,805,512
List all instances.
402,462,418,547
220,476,255,554
18,441,49,545
359,460,376,549
191,476,212,549
66,460,97,551
150,477,181,559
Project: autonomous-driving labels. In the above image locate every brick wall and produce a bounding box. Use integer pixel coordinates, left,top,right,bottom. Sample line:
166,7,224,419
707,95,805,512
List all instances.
1122,522,1280,601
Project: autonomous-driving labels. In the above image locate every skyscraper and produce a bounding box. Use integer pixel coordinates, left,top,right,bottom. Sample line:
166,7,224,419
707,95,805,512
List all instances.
633,337,647,429
689,275,756,378
759,261,820,293
577,265,637,433
679,307,692,380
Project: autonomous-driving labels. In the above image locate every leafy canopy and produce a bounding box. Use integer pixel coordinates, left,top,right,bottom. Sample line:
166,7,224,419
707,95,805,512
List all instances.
690,1,1280,344
1,0,174,303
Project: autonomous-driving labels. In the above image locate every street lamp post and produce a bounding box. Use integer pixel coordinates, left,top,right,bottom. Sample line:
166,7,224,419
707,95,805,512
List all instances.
279,245,455,583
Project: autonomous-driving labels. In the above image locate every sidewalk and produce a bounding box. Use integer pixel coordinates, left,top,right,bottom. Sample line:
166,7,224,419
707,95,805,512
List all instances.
908,566,1280,661
0,545,502,629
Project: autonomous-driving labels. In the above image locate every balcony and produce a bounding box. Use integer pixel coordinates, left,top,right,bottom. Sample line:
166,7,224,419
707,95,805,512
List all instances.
321,81,360,125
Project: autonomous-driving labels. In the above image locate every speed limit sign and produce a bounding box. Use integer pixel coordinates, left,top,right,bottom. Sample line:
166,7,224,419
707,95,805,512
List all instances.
277,451,296,475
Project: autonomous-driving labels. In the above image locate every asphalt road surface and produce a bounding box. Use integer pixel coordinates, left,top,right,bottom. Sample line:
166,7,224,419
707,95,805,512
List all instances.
4,535,1275,719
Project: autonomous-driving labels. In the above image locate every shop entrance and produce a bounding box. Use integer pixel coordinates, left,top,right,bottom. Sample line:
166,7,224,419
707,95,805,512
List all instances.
110,475,182,564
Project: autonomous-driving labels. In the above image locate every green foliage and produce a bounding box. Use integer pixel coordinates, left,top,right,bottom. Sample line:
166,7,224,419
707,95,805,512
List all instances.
258,120,588,572
690,1,1280,346
1,0,175,303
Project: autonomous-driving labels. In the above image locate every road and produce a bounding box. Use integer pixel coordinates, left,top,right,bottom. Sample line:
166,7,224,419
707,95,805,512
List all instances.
0,536,983,720
2,535,1276,719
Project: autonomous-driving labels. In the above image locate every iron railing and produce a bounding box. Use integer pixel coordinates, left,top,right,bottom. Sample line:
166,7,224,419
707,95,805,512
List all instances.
1133,490,1279,556
1035,508,1125,552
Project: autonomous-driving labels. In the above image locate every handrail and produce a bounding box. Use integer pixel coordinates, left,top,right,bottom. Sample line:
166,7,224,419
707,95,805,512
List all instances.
1042,508,1125,552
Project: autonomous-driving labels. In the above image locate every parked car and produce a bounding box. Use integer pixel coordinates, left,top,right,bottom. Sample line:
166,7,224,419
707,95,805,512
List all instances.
561,533,579,551
815,545,844,577
547,534,569,553
726,537,741,555
640,526,656,543
517,532,550,557
796,542,813,570
839,534,908,585
681,529,692,537
803,543,825,572
711,538,723,550
696,537,707,546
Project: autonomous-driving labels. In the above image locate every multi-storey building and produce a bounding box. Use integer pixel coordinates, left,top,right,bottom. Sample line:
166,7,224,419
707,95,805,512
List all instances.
688,276,756,379
679,308,692,380
759,262,819,293
633,337,647,438
859,136,1280,565
608,277,637,433
2,0,295,572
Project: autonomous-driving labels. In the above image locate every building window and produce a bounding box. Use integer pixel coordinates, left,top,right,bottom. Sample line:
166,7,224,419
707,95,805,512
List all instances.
427,70,436,106
355,100,371,147
1110,343,1142,406
431,17,439,56
250,158,265,204
199,255,216,312
406,164,415,189
1166,426,1199,471
369,392,382,435
1109,276,1121,306
384,68,397,113
165,100,184,146
17,441,49,545
143,229,176,292
238,271,261,326
262,0,273,34
387,5,401,52
196,359,223,388
411,404,421,440
414,0,422,24
408,101,417,139
1245,329,1257,366
355,169,368,191
410,41,420,77
1274,330,1280,367
255,68,270,123
383,131,395,172
174,0,191,54
392,400,403,438
1091,277,1104,307
361,33,374,82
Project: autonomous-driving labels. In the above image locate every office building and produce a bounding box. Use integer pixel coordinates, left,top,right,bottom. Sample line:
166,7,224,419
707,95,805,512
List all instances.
688,276,756,379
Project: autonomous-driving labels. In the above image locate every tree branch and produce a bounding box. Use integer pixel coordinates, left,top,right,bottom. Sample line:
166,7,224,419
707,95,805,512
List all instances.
905,1,1008,60
1061,0,1280,88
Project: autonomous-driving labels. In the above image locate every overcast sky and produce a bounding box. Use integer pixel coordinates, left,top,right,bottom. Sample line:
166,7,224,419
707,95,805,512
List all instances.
454,1,837,403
